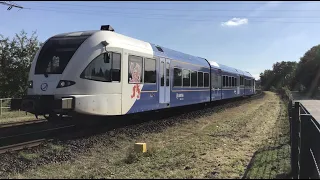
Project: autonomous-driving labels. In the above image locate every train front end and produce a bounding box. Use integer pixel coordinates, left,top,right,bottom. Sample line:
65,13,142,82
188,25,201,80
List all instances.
11,26,122,120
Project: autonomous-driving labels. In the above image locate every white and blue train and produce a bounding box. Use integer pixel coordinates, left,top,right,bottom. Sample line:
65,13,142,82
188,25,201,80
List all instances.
16,25,255,120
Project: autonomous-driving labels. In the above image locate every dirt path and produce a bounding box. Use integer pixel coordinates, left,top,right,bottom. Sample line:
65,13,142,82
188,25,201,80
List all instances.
4,91,290,179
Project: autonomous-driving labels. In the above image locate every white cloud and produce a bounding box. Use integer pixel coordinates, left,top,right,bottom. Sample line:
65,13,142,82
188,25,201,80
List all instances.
221,18,248,27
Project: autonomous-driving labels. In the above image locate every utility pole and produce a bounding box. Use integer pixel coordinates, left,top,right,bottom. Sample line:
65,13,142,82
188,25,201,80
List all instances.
0,1,23,10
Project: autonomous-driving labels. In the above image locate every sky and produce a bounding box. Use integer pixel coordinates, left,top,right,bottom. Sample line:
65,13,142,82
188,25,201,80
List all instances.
2,1,320,80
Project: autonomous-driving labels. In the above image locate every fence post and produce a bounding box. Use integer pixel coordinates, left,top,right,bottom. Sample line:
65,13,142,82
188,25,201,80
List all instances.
291,102,300,179
300,114,313,178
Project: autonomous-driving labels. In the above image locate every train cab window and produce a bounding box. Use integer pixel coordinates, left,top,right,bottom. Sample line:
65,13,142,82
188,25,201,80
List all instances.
198,72,204,87
80,52,121,82
128,55,143,83
173,68,182,87
183,69,191,87
112,53,121,81
235,77,237,86
191,71,197,87
144,58,156,83
204,73,209,87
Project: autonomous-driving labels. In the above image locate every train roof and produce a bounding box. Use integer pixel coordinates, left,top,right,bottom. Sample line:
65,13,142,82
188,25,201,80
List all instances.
149,43,209,67
209,60,253,78
52,30,99,38
50,29,253,78
52,30,208,66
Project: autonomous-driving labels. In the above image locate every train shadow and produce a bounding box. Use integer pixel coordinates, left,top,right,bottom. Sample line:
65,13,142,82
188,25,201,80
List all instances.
241,99,291,179
57,92,265,142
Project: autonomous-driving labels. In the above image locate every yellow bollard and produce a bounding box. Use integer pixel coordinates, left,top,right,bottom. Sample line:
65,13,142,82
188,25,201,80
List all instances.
134,143,147,153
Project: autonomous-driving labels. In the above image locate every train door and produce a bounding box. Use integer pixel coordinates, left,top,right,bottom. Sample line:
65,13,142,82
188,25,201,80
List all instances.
211,69,222,100
253,79,256,93
159,57,170,105
237,75,240,96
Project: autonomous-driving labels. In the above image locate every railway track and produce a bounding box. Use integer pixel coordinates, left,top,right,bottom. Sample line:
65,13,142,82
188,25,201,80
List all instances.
0,91,263,155
0,119,47,128
0,120,76,154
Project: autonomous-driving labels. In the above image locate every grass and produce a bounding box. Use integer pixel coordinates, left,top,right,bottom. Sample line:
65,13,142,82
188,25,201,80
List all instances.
0,98,42,124
0,110,39,124
5,91,291,179
18,152,40,162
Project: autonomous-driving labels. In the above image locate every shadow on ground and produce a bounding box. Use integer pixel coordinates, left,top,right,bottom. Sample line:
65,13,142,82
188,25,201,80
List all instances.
242,101,291,179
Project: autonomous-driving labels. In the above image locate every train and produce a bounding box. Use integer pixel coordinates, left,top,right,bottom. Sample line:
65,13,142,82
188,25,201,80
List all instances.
11,25,255,121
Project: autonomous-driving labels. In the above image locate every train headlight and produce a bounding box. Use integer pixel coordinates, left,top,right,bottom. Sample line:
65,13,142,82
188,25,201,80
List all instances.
28,80,33,88
57,80,75,88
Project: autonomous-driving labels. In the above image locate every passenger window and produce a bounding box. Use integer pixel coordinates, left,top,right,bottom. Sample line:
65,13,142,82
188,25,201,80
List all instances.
80,52,121,82
232,77,235,87
191,71,197,87
128,55,143,83
229,77,231,87
223,76,226,87
183,69,191,87
198,72,204,87
144,58,156,83
226,76,229,87
235,77,237,86
173,68,182,87
204,73,209,87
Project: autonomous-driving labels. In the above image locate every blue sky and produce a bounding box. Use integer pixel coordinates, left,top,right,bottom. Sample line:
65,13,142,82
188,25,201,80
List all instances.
2,1,320,79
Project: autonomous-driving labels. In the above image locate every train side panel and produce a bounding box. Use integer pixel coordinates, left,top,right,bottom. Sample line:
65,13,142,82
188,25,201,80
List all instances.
170,59,211,107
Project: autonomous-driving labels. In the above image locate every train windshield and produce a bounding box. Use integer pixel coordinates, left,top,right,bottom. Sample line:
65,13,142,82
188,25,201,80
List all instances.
34,35,89,75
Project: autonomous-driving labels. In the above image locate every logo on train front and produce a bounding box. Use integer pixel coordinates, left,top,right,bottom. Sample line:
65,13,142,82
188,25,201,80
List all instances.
41,83,48,91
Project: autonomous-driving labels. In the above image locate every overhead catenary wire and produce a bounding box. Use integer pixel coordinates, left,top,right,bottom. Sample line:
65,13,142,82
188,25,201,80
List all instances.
6,1,320,24
19,2,320,12
23,5,320,19
0,1,23,10
20,7,320,24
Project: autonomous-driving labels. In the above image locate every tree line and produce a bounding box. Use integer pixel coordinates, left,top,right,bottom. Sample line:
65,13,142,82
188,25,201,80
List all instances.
260,44,320,97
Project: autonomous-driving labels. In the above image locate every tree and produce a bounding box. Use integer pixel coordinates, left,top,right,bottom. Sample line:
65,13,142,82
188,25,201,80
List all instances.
259,61,297,91
0,30,41,98
294,44,320,96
